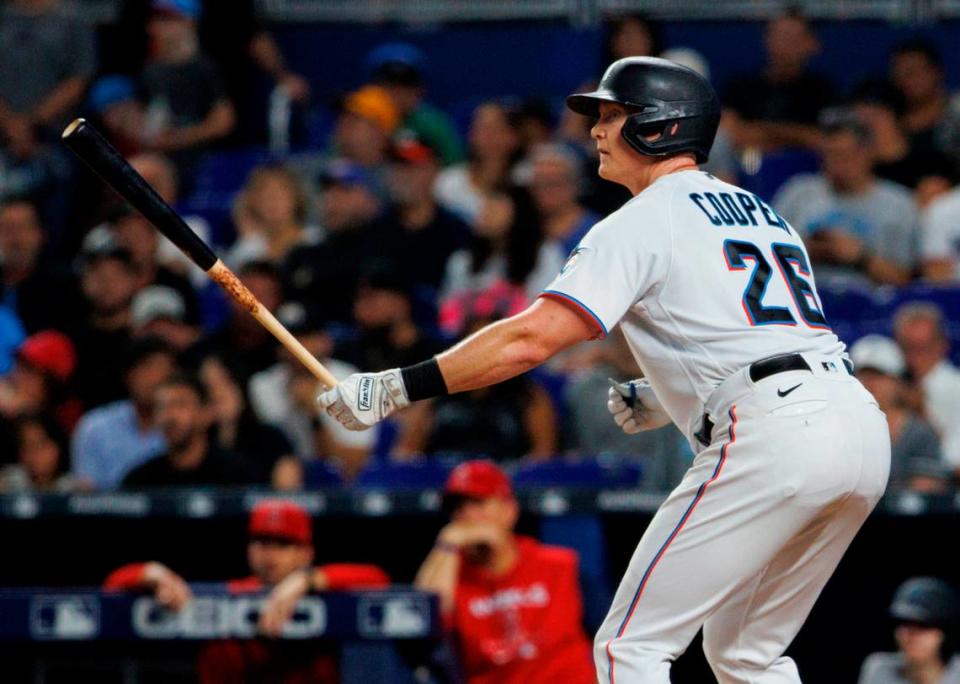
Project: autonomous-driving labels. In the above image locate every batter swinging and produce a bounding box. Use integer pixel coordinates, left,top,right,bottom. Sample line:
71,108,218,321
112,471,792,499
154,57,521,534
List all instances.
318,57,891,683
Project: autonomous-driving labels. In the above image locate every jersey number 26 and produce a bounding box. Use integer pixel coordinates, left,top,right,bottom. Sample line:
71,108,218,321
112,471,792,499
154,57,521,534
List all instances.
723,240,829,329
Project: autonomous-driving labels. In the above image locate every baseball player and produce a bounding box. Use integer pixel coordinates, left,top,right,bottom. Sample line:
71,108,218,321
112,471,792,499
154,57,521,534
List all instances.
318,57,891,683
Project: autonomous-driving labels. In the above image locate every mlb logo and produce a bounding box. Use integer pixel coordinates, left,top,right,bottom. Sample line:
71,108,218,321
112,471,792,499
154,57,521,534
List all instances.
30,596,101,640
821,361,839,373
358,596,431,638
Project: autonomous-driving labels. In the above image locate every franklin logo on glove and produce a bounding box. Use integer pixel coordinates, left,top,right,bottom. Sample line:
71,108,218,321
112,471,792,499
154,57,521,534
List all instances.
358,377,374,411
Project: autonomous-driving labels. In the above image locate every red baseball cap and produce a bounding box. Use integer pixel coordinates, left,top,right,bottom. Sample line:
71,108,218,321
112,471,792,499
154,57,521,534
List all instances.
17,331,77,383
444,460,514,500
248,500,312,545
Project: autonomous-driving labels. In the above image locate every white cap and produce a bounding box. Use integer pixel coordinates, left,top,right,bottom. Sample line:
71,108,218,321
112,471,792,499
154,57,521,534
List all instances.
131,285,186,327
849,334,905,377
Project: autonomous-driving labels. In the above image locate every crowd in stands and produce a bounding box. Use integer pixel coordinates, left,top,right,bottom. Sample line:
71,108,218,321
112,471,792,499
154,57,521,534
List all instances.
3,0,960,496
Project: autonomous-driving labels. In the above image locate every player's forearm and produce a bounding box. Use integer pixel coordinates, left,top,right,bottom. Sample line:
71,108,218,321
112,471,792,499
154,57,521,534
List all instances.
436,314,555,394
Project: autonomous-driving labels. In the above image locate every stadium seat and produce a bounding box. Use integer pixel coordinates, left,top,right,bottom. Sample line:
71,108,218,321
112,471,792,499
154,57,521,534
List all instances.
354,458,457,489
510,456,643,489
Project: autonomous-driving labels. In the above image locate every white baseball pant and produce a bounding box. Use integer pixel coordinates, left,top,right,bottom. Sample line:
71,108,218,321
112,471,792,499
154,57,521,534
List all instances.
595,353,891,683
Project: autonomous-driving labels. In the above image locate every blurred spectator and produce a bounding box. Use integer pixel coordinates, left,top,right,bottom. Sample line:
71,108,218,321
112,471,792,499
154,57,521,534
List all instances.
435,101,523,223
345,264,443,372
859,577,960,684
414,460,595,683
851,80,954,204
563,329,688,492
601,12,662,64
227,164,320,269
197,0,310,144
332,85,399,170
850,335,947,493
0,330,79,461
0,196,83,333
122,372,248,488
528,144,600,255
202,259,282,386
140,0,236,188
723,8,835,151
396,306,557,460
129,152,212,286
0,330,78,425
376,138,469,291
893,303,960,475
71,337,173,490
0,0,95,153
439,187,564,319
920,186,960,281
111,207,200,321
366,42,465,167
71,227,140,408
282,160,384,323
888,39,960,175
199,354,300,489
0,414,73,492
87,75,144,158
773,110,919,286
248,302,374,480
515,99,556,163
104,499,389,683
130,285,202,357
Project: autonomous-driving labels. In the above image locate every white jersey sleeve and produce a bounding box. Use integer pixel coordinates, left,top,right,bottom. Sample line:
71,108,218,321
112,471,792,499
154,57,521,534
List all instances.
540,194,673,337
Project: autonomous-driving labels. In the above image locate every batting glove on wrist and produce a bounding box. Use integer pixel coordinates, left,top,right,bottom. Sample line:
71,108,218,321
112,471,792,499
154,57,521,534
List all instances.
607,377,672,434
316,369,410,431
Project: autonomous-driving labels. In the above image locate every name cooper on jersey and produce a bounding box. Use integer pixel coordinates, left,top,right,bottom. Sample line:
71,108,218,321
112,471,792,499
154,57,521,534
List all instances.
689,188,789,231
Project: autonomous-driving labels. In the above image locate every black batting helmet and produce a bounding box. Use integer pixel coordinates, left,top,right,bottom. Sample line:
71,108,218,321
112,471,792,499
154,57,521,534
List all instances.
566,57,721,163
890,577,958,628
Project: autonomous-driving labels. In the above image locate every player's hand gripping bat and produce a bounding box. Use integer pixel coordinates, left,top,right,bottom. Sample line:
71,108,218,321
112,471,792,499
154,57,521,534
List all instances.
62,118,338,389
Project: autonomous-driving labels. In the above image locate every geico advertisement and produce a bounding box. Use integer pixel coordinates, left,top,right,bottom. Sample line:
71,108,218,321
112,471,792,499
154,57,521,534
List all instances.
133,596,327,638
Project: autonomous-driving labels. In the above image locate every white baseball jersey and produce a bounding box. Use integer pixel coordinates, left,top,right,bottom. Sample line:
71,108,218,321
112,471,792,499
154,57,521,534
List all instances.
542,169,845,445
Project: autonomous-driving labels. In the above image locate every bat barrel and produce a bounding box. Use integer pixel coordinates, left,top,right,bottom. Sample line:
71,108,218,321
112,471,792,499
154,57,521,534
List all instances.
62,118,218,272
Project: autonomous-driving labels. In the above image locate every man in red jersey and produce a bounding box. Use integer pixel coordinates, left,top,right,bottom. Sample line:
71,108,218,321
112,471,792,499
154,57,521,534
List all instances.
414,459,595,684
104,499,389,683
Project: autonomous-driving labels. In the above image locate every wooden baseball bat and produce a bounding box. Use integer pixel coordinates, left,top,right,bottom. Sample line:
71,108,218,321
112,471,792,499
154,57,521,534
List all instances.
62,118,338,389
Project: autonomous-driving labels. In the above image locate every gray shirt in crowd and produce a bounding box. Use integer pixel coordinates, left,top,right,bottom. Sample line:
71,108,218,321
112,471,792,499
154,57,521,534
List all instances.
0,4,95,117
889,414,944,487
773,174,919,284
564,367,690,493
859,652,960,684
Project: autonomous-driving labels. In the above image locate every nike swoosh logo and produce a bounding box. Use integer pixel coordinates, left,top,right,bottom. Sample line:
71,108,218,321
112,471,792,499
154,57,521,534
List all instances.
777,383,803,397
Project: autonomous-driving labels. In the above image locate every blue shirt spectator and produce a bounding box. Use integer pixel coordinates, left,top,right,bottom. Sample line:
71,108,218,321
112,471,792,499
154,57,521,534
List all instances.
70,337,176,490
71,400,166,490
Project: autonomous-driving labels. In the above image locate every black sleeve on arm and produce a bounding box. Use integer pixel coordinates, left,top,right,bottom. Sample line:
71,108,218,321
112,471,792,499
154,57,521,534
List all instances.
401,358,449,402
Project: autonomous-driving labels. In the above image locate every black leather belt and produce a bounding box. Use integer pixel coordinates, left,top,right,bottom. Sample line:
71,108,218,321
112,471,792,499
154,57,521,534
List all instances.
695,353,853,446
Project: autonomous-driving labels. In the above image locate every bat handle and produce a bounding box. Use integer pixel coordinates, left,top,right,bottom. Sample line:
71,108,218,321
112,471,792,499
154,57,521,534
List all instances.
207,260,339,389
